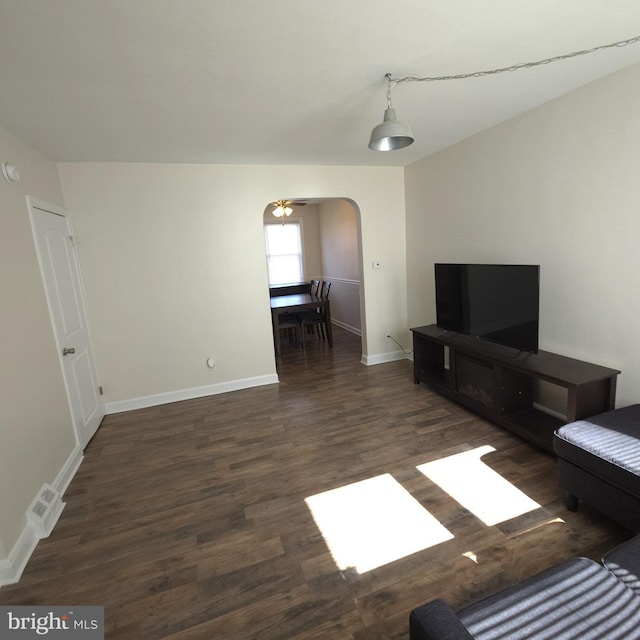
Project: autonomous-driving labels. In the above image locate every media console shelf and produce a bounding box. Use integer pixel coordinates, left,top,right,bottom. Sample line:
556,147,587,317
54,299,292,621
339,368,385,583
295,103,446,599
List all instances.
411,324,620,453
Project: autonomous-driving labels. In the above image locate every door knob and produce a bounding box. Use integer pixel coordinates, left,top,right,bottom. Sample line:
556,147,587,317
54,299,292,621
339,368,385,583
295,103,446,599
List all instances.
62,347,76,356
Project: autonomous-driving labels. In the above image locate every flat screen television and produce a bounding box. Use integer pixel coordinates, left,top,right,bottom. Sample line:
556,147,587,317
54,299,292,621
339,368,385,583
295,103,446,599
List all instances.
435,263,540,353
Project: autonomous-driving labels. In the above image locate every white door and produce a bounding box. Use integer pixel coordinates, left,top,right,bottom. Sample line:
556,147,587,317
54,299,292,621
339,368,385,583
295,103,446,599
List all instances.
29,199,105,448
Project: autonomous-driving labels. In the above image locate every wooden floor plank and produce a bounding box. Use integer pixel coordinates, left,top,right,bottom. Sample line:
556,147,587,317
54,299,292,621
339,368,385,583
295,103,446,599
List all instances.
0,327,630,638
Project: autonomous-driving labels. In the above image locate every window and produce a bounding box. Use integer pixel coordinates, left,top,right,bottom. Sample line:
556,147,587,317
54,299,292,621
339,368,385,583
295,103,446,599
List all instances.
264,222,303,284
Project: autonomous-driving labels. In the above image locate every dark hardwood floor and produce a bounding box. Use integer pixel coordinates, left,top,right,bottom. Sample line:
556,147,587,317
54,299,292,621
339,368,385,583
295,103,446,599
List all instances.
0,327,630,639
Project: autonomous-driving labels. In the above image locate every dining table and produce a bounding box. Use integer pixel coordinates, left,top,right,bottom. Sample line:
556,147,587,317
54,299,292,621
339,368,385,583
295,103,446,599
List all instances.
270,293,332,358
268,281,311,297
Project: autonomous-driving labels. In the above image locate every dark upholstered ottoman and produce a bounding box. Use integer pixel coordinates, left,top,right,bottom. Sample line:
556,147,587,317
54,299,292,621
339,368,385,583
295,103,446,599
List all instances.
554,404,640,532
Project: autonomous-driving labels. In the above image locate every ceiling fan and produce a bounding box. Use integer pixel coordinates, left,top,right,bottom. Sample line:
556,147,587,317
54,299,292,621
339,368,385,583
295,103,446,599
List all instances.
272,199,308,220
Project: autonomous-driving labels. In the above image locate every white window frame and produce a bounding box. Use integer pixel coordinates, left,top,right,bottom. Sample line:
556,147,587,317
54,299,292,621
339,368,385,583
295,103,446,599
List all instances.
264,220,305,285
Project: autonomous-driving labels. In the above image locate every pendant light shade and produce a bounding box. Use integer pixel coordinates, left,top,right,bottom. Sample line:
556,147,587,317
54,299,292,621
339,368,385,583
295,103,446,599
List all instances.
273,203,293,218
368,74,414,151
368,107,414,151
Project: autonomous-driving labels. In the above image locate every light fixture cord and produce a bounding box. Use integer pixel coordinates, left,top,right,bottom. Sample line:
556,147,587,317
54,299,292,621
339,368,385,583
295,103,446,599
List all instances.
385,72,393,108
388,34,640,84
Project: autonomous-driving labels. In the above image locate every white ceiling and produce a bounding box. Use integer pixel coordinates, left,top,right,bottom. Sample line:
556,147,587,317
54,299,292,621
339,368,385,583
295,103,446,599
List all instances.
1,1,640,167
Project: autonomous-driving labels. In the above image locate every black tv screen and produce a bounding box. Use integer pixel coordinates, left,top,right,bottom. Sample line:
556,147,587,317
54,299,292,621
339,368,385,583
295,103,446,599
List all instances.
435,263,540,353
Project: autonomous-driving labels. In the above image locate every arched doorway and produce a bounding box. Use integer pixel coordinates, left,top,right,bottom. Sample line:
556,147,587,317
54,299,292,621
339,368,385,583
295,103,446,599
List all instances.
263,197,364,358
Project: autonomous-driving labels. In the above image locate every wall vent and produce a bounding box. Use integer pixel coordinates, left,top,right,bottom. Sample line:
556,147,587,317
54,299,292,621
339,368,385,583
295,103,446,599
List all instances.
27,483,64,538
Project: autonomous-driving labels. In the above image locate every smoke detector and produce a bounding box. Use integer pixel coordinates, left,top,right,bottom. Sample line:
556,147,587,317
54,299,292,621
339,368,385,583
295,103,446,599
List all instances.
1,162,20,183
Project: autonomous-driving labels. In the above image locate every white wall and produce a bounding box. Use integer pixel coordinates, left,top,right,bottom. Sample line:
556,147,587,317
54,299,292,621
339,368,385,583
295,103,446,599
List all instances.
405,62,640,407
297,204,323,281
318,199,362,334
0,125,77,569
58,163,407,406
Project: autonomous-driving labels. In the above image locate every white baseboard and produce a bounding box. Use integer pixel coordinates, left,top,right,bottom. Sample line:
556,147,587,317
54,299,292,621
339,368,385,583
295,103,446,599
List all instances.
331,319,362,336
0,525,38,587
105,374,279,414
362,350,412,366
0,444,82,588
53,444,84,495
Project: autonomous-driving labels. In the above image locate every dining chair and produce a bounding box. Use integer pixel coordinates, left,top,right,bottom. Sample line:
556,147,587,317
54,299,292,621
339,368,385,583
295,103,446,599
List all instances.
310,279,320,297
300,281,331,343
275,312,301,346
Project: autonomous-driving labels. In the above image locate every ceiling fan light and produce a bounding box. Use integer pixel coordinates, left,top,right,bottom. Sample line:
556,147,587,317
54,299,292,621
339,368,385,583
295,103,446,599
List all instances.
368,107,414,151
272,201,294,218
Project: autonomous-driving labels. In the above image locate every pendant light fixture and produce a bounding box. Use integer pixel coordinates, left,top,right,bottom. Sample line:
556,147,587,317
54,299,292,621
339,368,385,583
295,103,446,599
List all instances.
368,73,414,151
368,35,640,151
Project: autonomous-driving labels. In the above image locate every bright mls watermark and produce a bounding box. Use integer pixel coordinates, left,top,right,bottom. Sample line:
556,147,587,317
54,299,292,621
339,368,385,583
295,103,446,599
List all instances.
0,607,103,638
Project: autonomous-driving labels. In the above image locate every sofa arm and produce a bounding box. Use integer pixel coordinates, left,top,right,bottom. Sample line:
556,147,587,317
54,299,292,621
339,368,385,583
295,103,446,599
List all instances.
603,534,640,596
409,598,475,640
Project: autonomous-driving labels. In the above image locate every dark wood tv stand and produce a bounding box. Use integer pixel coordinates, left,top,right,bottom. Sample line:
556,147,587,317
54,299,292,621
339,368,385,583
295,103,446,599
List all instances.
411,324,620,453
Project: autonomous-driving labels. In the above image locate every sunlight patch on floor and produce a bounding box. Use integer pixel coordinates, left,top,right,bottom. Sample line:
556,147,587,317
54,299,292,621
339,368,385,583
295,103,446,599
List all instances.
305,474,453,574
519,516,566,535
417,445,541,526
